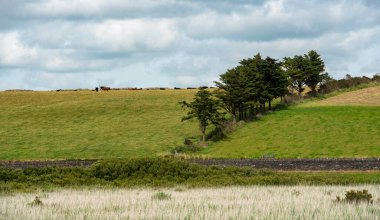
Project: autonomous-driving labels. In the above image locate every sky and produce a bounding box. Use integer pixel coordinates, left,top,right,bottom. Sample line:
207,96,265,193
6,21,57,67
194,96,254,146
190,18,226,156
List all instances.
0,0,380,90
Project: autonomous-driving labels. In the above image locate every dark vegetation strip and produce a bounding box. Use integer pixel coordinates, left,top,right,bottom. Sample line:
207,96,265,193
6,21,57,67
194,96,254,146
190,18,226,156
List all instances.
3,158,380,170
1,158,380,194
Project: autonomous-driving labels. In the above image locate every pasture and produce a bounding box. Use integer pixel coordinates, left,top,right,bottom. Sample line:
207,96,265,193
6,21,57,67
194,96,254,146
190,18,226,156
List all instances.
200,86,380,158
201,105,380,158
2,186,380,219
0,86,379,160
0,90,198,160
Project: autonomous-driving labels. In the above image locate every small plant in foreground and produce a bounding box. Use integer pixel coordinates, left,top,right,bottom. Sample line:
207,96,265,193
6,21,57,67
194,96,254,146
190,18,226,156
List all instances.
152,192,171,200
291,190,301,196
336,190,373,204
28,196,43,206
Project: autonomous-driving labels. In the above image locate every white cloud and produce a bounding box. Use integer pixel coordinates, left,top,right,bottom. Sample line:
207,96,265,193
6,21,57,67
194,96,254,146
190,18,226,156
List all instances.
90,19,178,52
25,0,178,17
1,0,380,90
0,32,38,66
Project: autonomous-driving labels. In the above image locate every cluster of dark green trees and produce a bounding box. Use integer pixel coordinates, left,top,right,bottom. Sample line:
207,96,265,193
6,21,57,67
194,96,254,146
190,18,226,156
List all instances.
215,50,326,122
181,50,327,142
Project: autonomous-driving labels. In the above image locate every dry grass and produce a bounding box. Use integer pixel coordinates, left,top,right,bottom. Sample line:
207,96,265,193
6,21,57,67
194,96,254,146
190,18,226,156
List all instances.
306,86,380,106
2,186,380,219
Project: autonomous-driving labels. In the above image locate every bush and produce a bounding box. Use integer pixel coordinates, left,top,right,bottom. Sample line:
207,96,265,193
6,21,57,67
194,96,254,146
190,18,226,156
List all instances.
152,192,171,200
344,190,373,204
90,158,203,181
206,126,226,141
28,196,43,206
336,189,373,204
170,145,201,154
0,168,24,182
319,75,378,94
184,138,193,146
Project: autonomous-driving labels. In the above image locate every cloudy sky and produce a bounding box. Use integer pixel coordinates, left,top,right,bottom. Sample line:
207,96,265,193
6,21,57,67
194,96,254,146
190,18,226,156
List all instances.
0,0,379,90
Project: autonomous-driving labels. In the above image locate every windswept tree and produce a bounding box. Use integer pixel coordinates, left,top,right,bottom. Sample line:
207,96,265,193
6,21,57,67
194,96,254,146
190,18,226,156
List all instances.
284,50,326,97
180,88,224,143
260,57,288,109
283,55,308,97
304,50,325,95
241,53,267,113
240,54,288,110
214,67,250,122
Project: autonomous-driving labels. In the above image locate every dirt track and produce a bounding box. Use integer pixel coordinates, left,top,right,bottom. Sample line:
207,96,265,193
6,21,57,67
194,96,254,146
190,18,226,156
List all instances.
2,158,380,171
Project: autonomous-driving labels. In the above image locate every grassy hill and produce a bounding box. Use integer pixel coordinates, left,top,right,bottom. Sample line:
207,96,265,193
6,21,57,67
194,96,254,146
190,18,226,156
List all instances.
0,86,379,160
200,86,380,158
0,90,199,160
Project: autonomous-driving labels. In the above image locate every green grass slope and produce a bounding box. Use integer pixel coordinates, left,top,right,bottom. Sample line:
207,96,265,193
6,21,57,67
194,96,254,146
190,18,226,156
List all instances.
200,86,380,158
200,106,380,158
1,86,380,160
0,90,198,160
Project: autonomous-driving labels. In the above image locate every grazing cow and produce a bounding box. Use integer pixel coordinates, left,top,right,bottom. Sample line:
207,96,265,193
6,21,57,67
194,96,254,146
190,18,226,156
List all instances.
95,87,99,92
100,86,111,91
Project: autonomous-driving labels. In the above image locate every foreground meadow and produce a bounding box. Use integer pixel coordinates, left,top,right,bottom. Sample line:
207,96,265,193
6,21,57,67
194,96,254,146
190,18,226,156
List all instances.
1,186,380,219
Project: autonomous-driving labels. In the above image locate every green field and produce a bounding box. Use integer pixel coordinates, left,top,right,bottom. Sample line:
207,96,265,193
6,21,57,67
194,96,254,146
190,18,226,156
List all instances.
201,105,380,158
0,90,198,160
1,87,379,160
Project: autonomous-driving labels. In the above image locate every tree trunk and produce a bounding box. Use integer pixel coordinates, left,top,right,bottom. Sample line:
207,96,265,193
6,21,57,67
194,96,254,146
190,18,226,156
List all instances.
232,108,237,123
201,126,206,143
268,99,272,110
280,96,283,104
298,82,303,98
310,86,317,96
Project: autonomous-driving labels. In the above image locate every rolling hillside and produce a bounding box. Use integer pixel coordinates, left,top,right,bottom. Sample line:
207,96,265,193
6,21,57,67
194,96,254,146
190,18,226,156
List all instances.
0,86,379,160
0,90,198,160
200,86,380,158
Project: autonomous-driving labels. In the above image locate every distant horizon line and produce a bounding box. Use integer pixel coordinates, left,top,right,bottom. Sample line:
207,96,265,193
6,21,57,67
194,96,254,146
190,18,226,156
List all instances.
1,72,379,92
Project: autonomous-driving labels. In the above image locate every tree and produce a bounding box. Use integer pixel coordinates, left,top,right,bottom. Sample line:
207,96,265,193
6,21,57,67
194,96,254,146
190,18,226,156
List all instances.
239,53,266,113
304,50,325,95
283,55,308,97
260,57,288,109
214,67,249,122
180,88,224,143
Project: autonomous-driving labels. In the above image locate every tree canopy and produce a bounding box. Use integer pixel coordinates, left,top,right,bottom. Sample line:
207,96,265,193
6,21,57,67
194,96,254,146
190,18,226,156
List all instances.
180,88,224,143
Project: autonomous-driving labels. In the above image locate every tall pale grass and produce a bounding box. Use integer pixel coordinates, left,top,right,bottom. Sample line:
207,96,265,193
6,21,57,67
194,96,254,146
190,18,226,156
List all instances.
1,185,380,219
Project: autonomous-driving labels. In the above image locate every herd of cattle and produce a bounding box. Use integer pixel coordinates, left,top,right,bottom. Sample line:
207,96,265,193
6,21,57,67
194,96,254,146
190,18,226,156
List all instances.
55,86,212,92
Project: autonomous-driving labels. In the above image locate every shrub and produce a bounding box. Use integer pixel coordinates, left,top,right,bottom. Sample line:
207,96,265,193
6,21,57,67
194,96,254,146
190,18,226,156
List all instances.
152,192,171,200
344,190,373,204
0,168,24,182
336,189,373,204
170,145,201,154
28,196,43,206
206,126,226,141
90,158,203,181
184,138,193,146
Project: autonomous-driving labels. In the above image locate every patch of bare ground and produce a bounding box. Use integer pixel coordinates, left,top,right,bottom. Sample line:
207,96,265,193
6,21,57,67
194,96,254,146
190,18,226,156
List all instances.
311,86,380,106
